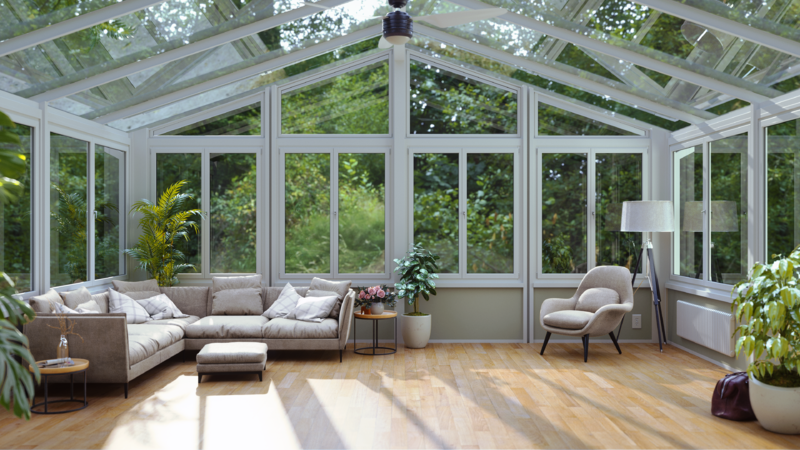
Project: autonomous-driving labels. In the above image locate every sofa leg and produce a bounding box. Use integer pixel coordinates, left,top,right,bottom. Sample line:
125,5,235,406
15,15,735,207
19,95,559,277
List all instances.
124,383,128,399
582,335,589,362
609,331,622,354
258,372,263,382
540,332,551,356
198,374,202,384
339,349,343,363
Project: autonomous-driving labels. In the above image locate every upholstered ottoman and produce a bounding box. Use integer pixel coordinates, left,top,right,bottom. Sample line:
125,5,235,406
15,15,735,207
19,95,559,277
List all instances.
196,342,267,383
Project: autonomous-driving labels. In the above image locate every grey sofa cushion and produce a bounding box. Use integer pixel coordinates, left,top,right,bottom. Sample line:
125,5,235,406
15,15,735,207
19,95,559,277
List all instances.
212,287,262,315
144,316,200,331
29,289,64,313
60,286,93,310
91,291,109,313
159,286,209,318
126,324,183,366
124,290,163,301
262,318,338,339
543,310,594,330
197,342,267,364
212,274,262,293
576,287,620,313
309,278,351,319
185,316,267,339
113,279,160,293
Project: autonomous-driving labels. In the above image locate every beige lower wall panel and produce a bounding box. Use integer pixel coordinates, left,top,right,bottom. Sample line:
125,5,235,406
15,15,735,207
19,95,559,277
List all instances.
666,289,747,370
532,287,655,341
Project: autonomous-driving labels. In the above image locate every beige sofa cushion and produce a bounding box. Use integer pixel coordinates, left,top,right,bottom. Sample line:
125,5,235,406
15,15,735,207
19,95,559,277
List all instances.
28,289,64,313
113,279,160,293
212,288,262,315
144,316,200,331
91,291,109,313
543,310,594,330
197,342,267,365
126,324,183,366
185,316,267,339
309,278,351,319
576,287,620,313
159,287,209,318
124,290,163,300
262,318,338,339
212,274,262,293
60,287,93,310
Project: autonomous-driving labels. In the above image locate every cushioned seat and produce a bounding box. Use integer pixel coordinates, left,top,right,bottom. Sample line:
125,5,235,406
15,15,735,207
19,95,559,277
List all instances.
143,315,200,331
127,324,184,365
261,318,338,339
196,342,267,383
542,310,594,330
185,316,267,339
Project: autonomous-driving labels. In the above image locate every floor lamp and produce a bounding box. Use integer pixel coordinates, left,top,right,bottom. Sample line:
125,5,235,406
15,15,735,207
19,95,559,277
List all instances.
620,201,673,352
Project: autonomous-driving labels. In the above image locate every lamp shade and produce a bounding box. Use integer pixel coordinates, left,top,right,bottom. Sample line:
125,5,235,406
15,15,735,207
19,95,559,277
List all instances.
682,201,739,232
620,201,674,232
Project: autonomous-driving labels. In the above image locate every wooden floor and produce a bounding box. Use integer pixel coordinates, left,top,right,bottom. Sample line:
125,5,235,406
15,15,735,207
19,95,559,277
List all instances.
1,343,799,449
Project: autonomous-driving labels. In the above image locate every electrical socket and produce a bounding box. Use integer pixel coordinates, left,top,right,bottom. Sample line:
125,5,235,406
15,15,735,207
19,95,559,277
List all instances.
632,314,642,329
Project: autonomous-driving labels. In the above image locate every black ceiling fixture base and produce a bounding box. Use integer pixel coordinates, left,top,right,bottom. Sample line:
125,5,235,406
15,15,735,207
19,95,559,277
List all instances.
388,0,408,8
383,10,414,40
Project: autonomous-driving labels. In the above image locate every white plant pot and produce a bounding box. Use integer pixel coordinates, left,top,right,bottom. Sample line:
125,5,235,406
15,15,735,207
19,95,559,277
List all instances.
750,374,800,434
402,314,431,349
370,302,384,315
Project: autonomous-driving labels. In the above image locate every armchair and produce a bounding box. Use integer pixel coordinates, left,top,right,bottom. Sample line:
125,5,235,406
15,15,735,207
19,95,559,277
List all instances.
539,266,634,362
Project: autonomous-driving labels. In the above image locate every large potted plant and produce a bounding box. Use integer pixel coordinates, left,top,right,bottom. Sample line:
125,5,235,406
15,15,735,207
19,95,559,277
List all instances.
394,244,439,348
125,180,204,287
732,251,800,434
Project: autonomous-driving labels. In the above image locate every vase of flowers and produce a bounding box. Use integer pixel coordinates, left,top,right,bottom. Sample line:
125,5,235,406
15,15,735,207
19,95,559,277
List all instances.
355,285,396,315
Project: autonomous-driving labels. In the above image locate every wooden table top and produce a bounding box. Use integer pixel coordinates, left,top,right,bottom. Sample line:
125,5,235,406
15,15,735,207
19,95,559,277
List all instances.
354,311,398,320
30,358,89,374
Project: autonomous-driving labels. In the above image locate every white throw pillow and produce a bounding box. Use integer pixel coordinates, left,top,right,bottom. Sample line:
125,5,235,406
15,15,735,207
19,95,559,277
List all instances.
108,289,152,324
53,303,99,315
161,295,189,319
135,294,174,320
264,283,301,319
60,286,93,310
290,295,339,323
76,299,102,313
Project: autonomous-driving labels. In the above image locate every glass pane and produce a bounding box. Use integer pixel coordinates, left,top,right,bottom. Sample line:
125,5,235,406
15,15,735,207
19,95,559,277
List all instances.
95,145,124,279
767,118,800,261
1,122,32,293
595,153,642,271
538,103,637,136
156,153,202,271
710,133,748,285
413,153,459,273
674,145,704,278
163,104,261,136
50,134,88,286
282,61,389,134
0,0,119,41
285,153,330,273
338,153,385,273
210,153,257,273
467,153,514,274
542,153,588,274
410,60,517,134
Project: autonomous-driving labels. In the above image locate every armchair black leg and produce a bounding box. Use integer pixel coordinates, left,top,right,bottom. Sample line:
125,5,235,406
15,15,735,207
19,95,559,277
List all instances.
582,335,589,362
540,332,552,355
609,332,622,354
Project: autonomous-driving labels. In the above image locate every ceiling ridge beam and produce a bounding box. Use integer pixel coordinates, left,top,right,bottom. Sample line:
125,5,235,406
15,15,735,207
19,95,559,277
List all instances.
91,26,383,125
446,0,779,104
23,0,357,102
416,25,712,124
633,0,800,59
0,0,168,57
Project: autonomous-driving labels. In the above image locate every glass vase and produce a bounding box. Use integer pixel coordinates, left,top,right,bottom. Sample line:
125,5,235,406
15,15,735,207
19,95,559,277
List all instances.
57,335,69,360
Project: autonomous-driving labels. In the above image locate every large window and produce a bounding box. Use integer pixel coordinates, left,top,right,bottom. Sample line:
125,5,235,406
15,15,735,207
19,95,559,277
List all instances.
1,122,32,293
95,145,124,280
156,153,202,271
282,150,387,276
541,150,644,275
767,118,800,261
674,145,703,279
413,150,518,277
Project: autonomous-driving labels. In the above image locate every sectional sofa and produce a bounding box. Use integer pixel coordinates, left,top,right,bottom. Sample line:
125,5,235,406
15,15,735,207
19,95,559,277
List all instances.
23,284,355,397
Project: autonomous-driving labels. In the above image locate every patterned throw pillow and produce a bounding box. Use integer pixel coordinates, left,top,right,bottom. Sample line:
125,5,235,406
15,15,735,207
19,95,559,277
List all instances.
309,277,351,319
264,283,301,319
289,295,339,323
135,294,174,320
108,289,152,324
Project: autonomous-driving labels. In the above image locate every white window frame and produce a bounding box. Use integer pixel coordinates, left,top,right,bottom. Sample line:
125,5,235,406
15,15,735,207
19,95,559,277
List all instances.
276,146,392,282
534,95,648,138
407,146,523,281
149,94,265,138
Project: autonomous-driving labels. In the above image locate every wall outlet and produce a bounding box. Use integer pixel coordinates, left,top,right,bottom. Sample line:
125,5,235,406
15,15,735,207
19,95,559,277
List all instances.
632,314,642,329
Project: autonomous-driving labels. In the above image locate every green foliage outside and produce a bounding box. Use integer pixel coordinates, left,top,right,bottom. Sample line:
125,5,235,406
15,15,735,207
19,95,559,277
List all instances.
0,120,31,293
210,154,258,273
394,244,440,316
767,119,800,262
542,153,587,273
538,103,636,136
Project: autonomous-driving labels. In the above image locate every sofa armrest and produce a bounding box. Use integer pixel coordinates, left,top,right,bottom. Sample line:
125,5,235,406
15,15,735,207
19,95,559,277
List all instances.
338,290,355,350
23,313,130,383
583,303,634,336
539,297,578,325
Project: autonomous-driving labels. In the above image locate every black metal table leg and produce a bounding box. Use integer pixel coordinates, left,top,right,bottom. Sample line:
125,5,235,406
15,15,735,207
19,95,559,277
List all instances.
31,370,89,414
44,375,48,414
353,314,398,356
70,373,74,400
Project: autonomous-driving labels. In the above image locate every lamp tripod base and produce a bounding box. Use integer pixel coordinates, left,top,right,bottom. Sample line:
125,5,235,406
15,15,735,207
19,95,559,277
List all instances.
628,240,667,353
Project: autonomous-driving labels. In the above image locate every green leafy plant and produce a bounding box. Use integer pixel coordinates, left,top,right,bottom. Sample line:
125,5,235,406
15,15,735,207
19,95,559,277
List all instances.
0,110,39,420
394,244,440,316
732,251,800,387
125,180,204,287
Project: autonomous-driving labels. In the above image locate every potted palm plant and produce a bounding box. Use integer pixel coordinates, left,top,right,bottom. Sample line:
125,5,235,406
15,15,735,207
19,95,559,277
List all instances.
732,250,800,434
394,244,439,348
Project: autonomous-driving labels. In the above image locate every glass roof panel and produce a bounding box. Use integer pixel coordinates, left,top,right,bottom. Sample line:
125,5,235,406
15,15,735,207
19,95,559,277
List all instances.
0,0,121,41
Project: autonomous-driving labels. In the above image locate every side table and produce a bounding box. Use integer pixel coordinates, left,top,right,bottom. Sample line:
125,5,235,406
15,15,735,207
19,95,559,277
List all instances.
28,358,89,414
353,311,398,355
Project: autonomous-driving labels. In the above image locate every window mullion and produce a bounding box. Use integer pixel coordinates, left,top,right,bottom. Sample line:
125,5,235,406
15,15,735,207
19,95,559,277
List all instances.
588,149,596,272
332,150,339,278
88,142,96,282
202,149,211,277
703,142,711,282
459,149,467,277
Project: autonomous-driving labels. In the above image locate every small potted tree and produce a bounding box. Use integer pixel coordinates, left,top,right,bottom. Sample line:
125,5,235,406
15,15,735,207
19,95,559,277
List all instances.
394,244,439,348
732,251,800,434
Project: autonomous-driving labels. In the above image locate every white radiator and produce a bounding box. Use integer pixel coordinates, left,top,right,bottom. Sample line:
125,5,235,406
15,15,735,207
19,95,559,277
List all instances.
676,300,735,357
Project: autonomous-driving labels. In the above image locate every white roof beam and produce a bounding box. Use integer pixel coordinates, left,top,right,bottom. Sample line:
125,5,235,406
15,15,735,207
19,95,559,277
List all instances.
446,0,780,104
92,25,382,124
0,0,168,57
634,0,800,59
26,0,358,102
416,25,712,124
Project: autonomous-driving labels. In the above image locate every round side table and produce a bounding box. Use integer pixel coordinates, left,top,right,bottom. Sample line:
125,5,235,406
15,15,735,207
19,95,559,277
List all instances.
28,358,89,414
353,311,397,355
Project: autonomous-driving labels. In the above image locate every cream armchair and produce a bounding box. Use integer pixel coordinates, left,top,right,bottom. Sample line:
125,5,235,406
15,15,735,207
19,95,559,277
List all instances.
539,266,634,362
